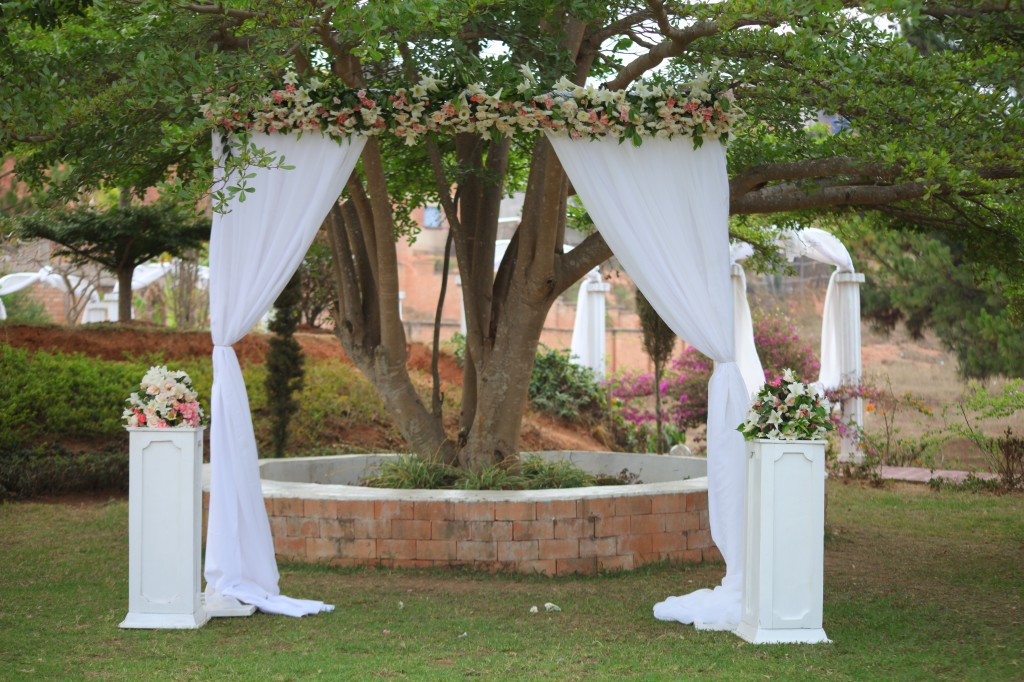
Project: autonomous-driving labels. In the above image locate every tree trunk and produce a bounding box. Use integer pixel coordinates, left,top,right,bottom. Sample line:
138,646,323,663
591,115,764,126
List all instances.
117,266,133,323
654,361,664,454
324,183,458,466
458,287,550,470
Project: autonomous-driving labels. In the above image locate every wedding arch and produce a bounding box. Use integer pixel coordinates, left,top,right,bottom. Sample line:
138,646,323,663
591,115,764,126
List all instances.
204,75,750,629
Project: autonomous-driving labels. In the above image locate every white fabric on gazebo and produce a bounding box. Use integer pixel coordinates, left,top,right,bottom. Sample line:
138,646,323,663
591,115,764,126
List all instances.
569,268,609,379
547,134,749,629
777,227,864,459
205,131,365,616
0,267,99,321
728,243,765,397
119,260,210,293
0,266,96,297
776,228,856,390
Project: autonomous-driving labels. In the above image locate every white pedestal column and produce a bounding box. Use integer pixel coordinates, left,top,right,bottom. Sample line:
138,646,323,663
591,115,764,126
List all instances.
835,273,865,462
120,427,210,629
735,439,829,645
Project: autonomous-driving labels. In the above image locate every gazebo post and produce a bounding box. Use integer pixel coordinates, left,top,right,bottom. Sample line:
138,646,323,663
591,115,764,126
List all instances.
582,273,611,379
835,272,866,462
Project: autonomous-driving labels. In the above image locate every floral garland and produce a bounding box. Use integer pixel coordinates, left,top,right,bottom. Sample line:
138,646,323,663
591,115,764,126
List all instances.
200,67,741,147
738,369,835,441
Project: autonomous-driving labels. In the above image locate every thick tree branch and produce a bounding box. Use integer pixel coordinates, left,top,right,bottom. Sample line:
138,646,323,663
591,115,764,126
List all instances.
730,157,898,196
921,4,1024,19
183,4,261,19
557,231,612,293
587,10,655,45
730,180,930,214
730,157,1023,213
0,128,55,143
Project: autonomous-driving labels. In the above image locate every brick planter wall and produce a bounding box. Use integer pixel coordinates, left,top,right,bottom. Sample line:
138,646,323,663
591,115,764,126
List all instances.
203,485,717,576
202,453,717,576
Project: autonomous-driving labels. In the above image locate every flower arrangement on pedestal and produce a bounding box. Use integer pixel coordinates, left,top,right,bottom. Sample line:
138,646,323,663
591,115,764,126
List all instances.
738,369,834,441
123,366,206,429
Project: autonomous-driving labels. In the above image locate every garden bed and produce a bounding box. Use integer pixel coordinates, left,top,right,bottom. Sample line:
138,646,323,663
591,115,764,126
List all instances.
202,452,717,576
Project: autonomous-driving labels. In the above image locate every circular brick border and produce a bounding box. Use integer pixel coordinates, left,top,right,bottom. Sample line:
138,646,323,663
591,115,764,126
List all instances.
203,453,717,576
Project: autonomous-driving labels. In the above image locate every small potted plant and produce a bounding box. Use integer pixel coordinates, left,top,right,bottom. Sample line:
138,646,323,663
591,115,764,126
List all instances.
120,366,209,630
734,369,833,645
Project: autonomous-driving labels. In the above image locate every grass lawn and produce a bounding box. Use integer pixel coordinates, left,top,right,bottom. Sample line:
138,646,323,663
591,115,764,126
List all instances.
1,482,1021,681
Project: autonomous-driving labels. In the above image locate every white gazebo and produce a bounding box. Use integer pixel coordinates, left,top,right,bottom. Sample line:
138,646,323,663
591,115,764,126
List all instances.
0,267,100,322
729,229,865,461
777,228,865,462
198,129,750,632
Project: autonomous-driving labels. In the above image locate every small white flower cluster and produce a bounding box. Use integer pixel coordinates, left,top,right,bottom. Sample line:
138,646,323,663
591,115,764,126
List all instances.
739,368,834,441
201,67,742,147
123,366,205,429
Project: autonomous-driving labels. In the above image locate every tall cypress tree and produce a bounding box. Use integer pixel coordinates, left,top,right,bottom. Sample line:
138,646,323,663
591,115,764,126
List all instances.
636,290,677,454
265,271,305,458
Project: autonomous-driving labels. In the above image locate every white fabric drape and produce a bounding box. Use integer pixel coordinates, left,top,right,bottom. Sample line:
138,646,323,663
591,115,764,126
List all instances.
547,134,749,629
776,228,855,389
0,267,99,321
206,131,365,616
729,245,765,397
569,269,606,378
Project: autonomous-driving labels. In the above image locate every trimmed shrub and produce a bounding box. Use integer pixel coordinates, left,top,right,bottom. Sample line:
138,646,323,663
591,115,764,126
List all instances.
0,290,51,324
0,446,128,499
528,346,606,425
0,346,212,452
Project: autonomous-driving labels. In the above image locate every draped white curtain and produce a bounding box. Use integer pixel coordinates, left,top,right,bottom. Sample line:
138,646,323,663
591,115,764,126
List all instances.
547,135,749,629
728,244,765,397
206,132,365,616
777,228,855,389
0,267,98,321
569,269,606,378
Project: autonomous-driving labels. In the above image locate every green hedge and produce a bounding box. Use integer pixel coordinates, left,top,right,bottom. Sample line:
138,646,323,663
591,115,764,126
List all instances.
0,446,128,499
0,346,212,452
0,344,397,496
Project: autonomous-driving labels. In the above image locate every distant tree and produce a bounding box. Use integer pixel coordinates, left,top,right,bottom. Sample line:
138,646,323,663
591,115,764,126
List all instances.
264,271,305,457
16,203,209,323
636,290,676,454
168,249,208,330
848,224,1024,380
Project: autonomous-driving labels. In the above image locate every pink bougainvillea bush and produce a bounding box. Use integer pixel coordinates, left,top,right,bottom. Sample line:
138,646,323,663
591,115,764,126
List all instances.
606,315,820,448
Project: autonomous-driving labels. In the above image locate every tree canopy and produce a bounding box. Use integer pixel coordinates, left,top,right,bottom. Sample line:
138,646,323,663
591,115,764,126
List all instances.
2,0,1022,467
16,203,210,321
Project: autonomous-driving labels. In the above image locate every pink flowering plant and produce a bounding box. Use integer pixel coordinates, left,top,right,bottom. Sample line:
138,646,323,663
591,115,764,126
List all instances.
738,369,834,441
123,366,206,429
